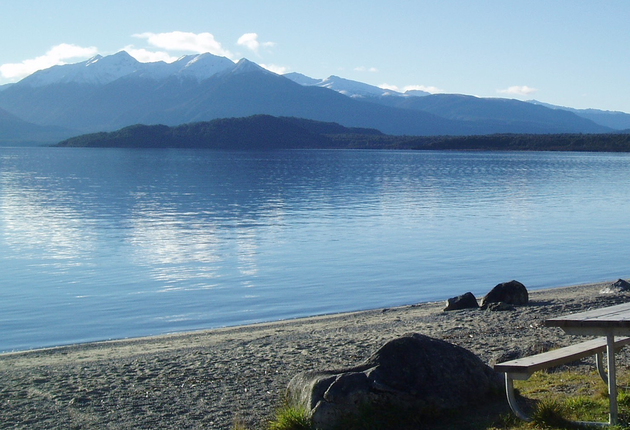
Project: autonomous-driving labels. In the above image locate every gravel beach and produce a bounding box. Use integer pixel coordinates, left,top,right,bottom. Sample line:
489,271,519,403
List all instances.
2,281,630,429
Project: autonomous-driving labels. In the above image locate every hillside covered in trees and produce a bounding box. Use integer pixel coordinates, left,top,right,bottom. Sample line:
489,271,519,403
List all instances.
56,115,630,152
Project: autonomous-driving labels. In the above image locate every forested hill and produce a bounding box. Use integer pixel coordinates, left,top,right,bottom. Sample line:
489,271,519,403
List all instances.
55,115,383,149
56,115,630,152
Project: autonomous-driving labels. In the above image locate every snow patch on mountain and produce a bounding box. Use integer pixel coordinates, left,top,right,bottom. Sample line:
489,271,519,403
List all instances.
177,53,235,80
17,51,236,87
319,75,402,98
230,58,271,74
283,72,430,99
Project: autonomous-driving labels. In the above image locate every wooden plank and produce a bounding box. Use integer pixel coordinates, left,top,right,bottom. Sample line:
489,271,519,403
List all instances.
545,303,630,329
494,337,630,375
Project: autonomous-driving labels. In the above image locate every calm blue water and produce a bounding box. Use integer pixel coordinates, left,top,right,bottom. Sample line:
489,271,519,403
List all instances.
1,147,630,352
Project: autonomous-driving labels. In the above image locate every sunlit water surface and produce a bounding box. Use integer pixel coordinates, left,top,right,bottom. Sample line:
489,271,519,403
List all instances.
1,147,630,352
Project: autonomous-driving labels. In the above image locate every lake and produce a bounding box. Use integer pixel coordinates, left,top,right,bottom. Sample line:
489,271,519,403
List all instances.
1,147,630,352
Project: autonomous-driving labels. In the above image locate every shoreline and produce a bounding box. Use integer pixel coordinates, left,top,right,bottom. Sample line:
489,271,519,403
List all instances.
2,280,629,429
0,280,616,359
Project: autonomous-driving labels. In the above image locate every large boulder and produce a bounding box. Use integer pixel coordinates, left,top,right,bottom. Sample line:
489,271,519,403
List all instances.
481,280,528,308
286,333,501,429
444,291,479,311
600,279,630,294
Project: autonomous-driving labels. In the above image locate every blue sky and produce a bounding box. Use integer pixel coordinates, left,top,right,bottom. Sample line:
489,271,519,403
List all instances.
1,0,629,112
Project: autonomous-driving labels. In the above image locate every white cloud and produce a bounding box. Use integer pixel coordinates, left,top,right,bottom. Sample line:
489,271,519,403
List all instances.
354,66,378,73
403,84,443,94
123,46,178,63
379,83,399,91
133,31,233,58
259,63,287,75
378,83,443,94
236,33,275,53
0,43,98,81
497,85,538,96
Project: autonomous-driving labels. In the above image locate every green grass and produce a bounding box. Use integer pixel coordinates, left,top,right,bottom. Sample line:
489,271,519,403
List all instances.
500,369,630,429
267,404,312,430
247,369,630,430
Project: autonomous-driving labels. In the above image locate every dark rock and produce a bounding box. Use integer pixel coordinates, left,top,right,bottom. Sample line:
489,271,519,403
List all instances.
493,341,556,365
481,280,528,308
286,333,501,430
444,292,479,311
600,279,630,294
485,302,515,312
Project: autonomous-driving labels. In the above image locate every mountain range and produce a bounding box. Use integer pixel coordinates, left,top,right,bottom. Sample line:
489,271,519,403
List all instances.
1,50,629,144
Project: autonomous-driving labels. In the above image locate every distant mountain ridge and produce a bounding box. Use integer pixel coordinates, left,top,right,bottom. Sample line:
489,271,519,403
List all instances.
0,50,623,143
283,72,428,98
527,100,630,130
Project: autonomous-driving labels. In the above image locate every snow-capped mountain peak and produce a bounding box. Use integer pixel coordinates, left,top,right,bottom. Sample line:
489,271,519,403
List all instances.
231,58,270,74
17,51,236,87
177,53,235,80
20,51,141,87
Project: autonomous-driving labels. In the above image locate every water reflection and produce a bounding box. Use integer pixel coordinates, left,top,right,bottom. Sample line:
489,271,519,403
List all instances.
2,148,630,352
0,169,97,266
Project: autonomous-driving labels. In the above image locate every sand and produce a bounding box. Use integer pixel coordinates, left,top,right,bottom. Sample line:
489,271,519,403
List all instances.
1,281,630,429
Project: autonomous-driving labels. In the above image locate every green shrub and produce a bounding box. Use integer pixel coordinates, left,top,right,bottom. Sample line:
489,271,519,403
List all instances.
268,405,312,430
530,399,576,429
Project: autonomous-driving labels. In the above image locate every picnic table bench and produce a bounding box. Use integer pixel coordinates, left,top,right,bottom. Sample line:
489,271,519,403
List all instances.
494,336,630,422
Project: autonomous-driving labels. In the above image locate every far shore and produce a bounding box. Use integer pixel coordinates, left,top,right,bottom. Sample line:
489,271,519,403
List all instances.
1,280,629,429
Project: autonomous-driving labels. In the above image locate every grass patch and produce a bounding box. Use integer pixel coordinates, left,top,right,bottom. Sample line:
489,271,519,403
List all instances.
253,369,630,429
267,404,312,430
530,398,576,429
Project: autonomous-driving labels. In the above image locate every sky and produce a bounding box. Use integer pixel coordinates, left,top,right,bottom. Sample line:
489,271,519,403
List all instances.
1,0,629,112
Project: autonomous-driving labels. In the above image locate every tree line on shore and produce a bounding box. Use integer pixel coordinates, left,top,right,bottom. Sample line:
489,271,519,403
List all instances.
56,115,630,152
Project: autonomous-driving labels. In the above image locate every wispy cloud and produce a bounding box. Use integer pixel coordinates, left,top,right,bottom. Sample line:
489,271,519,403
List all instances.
236,33,275,54
259,63,287,75
379,83,399,91
379,83,443,94
133,31,233,58
497,85,538,96
354,66,378,73
0,43,98,81
403,84,443,94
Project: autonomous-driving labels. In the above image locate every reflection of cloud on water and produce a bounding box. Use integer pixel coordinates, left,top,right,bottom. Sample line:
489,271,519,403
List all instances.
127,198,225,290
0,171,96,265
236,226,259,279
126,196,268,292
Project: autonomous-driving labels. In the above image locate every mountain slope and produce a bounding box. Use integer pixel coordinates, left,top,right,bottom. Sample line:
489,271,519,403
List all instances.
0,106,74,143
0,58,476,135
157,62,475,136
367,93,611,134
0,50,615,139
528,100,630,130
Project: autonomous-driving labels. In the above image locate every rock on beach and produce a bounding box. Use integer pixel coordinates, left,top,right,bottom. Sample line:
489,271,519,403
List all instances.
0,281,629,429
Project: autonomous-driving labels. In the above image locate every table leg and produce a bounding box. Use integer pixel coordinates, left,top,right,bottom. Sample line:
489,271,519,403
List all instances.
607,333,618,425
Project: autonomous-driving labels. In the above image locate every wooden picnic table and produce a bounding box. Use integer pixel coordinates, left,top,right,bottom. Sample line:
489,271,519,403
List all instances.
545,301,630,425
